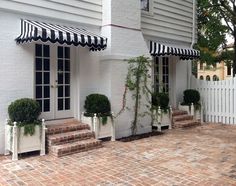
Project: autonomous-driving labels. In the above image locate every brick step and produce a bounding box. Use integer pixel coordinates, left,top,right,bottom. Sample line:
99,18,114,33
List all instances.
173,120,200,129
47,129,94,146
46,123,90,135
50,139,102,157
173,114,193,122
172,110,188,116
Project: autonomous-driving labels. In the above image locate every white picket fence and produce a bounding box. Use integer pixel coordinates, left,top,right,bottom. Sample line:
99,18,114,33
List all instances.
191,76,236,124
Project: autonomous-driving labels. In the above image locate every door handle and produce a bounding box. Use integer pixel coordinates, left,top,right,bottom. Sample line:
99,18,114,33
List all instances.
51,85,59,88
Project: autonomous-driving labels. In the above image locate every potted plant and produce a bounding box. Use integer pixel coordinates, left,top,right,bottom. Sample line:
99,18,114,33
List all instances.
179,89,201,120
81,94,115,140
152,92,172,131
5,98,46,160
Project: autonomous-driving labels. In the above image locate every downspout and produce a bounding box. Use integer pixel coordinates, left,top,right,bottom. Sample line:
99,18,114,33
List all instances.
188,0,196,88
191,0,196,49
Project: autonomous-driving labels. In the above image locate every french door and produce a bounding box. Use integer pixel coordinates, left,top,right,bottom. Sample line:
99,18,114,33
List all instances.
35,44,74,120
154,57,169,93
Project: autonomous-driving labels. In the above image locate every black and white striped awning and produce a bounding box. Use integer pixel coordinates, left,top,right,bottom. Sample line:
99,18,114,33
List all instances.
16,19,107,51
149,41,200,60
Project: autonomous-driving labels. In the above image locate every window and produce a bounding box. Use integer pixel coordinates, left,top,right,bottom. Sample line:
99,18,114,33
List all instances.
206,75,211,81
141,0,153,15
213,75,219,81
200,62,203,70
141,0,149,11
199,76,204,80
154,57,169,93
227,64,232,76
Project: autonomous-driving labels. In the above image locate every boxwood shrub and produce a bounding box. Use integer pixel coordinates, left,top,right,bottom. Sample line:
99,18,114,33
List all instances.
84,94,111,117
84,94,111,125
8,98,41,123
152,92,169,112
183,89,200,105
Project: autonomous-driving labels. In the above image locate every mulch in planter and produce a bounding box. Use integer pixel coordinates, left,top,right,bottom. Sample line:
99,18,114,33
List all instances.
117,130,163,142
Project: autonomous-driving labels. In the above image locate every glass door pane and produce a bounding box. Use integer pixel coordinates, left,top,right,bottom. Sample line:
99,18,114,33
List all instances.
57,46,71,111
35,44,50,112
162,57,169,93
154,57,169,93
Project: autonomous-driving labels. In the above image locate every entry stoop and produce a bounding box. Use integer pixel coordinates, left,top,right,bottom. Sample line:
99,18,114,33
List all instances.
46,119,102,157
172,110,201,129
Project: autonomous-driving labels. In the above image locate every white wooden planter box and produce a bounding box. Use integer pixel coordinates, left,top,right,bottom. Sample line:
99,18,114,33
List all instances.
178,104,190,114
194,109,201,121
81,114,115,141
153,109,172,132
178,103,202,122
5,120,46,160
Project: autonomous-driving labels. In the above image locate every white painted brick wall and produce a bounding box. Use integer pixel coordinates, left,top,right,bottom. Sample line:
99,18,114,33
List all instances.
101,0,152,138
102,0,141,29
0,12,35,153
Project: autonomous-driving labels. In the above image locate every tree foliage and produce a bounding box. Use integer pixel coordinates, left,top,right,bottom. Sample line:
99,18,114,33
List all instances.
196,0,228,65
196,0,236,75
125,56,151,135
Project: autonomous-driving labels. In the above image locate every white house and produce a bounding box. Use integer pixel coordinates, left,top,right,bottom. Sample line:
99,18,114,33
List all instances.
0,0,199,154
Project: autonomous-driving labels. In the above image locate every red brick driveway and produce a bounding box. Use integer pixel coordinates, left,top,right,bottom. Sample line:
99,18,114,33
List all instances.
0,123,236,186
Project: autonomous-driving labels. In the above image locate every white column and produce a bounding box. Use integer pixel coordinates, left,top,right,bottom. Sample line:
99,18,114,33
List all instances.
101,0,152,138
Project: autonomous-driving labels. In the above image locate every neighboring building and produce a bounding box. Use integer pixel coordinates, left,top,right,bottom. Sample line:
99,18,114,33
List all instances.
0,0,199,153
197,62,233,81
197,44,234,81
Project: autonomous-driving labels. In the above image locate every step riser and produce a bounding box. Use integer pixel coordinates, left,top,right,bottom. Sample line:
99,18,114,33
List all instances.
53,145,102,157
173,122,200,129
49,142,102,157
173,116,193,122
47,133,94,146
47,124,90,135
172,112,188,117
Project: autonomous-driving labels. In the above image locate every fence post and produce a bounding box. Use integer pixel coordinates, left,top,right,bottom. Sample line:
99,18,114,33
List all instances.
111,112,116,141
12,122,18,161
4,119,9,155
40,119,46,156
200,102,204,124
93,114,98,139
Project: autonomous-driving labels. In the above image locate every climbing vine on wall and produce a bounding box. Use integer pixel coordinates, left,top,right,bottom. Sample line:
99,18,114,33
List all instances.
116,56,152,135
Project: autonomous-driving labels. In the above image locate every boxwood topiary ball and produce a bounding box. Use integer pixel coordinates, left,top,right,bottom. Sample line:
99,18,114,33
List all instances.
8,98,41,123
84,94,111,116
183,89,200,105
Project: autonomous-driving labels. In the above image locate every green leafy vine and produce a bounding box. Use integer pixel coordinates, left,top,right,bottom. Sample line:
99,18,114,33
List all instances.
116,56,152,135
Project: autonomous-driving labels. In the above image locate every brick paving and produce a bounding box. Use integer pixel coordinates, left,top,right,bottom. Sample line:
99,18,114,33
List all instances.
1,123,236,185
